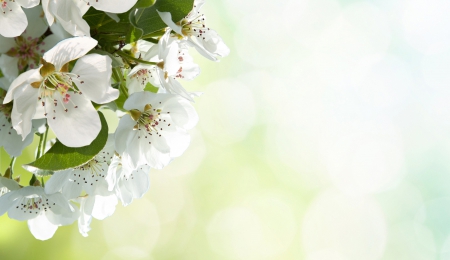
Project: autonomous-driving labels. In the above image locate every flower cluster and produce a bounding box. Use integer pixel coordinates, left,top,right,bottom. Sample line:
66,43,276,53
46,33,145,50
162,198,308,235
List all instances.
0,0,228,240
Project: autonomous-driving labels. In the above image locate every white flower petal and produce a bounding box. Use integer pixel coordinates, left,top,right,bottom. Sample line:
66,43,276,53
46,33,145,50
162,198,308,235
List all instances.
0,37,16,54
61,176,83,199
1,120,35,157
27,213,59,240
0,177,20,191
0,2,27,37
71,54,118,104
157,11,183,35
43,37,97,71
45,203,78,225
40,34,63,53
46,93,100,147
0,55,19,82
45,170,71,195
126,168,150,199
22,5,48,39
41,0,54,26
117,180,133,206
200,29,230,58
91,194,117,220
90,0,137,13
143,144,171,169
4,68,41,103
52,0,90,36
115,115,136,154
187,38,217,61
0,192,13,216
11,85,39,139
78,198,92,237
164,129,190,158
164,96,198,129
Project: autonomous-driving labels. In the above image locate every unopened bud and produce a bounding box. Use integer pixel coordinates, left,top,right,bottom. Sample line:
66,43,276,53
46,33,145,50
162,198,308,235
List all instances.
32,179,41,187
3,167,11,179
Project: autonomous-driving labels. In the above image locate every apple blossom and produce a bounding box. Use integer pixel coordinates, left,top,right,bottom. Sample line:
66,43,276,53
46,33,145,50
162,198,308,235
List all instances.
3,37,119,147
115,91,198,169
0,186,78,240
0,0,40,37
158,0,230,61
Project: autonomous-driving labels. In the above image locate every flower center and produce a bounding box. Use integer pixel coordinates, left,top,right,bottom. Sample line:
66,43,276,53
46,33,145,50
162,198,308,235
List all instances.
32,61,83,119
178,13,208,38
70,158,108,188
6,36,44,70
131,104,163,133
17,196,55,214
131,68,151,86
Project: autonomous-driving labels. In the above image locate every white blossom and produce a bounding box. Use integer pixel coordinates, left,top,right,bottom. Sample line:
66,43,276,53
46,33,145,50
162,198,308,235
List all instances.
0,6,69,80
127,32,200,101
0,77,44,156
3,37,119,147
0,186,78,240
107,156,150,206
0,0,40,37
158,0,230,61
42,0,138,36
115,91,198,169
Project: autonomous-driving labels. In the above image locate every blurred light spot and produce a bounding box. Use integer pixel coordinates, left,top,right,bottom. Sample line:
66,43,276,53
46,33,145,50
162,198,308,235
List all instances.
208,207,263,259
224,0,285,21
377,183,424,223
198,78,256,146
383,221,436,260
301,190,387,260
422,50,450,96
420,50,450,128
147,172,187,224
324,121,405,195
101,246,150,260
282,0,341,49
305,249,348,260
403,0,450,54
355,56,413,113
103,198,160,251
415,197,450,252
237,70,289,125
207,195,296,259
440,234,450,259
234,11,292,68
319,2,391,63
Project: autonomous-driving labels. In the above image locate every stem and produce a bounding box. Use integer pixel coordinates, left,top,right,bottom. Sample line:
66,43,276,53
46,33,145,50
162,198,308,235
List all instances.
9,157,16,179
41,124,49,156
112,67,128,97
115,50,157,66
36,133,43,159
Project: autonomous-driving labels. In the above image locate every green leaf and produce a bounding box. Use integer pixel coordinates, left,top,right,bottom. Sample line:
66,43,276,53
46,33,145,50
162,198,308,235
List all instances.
126,26,143,43
144,82,159,93
126,11,144,44
25,112,109,172
0,69,3,77
134,0,156,9
133,0,194,35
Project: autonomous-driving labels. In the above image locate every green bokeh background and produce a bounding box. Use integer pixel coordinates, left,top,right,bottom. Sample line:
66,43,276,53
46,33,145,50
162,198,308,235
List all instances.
3,0,450,259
